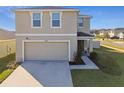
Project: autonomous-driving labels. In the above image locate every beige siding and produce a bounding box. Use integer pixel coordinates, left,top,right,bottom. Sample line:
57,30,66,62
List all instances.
16,10,78,62
15,10,93,62
16,36,77,62
16,11,78,34
78,18,90,34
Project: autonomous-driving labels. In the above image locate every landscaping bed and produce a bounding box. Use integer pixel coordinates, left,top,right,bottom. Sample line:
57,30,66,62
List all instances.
69,40,85,65
69,61,85,65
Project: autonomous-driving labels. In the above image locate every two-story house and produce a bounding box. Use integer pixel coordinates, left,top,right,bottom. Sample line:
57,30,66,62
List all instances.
108,28,124,39
15,6,94,62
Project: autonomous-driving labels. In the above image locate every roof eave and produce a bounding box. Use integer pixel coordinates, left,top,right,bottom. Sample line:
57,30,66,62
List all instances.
15,9,80,12
79,15,93,18
78,36,95,40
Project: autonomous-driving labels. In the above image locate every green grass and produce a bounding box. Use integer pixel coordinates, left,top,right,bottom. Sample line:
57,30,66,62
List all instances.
71,46,124,87
0,69,13,83
0,53,16,83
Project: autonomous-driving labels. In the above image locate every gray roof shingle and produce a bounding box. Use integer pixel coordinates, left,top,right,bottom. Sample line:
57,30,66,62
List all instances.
77,32,94,37
17,6,78,10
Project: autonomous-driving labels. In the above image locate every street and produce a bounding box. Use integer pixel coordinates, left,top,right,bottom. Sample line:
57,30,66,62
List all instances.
100,40,124,50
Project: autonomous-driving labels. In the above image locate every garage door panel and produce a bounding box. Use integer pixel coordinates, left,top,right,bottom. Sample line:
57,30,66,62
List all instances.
24,42,68,61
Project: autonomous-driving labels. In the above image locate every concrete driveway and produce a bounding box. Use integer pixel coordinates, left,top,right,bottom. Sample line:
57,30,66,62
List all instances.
22,61,73,87
1,61,73,87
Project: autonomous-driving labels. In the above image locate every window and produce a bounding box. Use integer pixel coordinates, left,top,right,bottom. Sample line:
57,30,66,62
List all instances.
51,12,61,27
32,13,41,27
78,17,83,27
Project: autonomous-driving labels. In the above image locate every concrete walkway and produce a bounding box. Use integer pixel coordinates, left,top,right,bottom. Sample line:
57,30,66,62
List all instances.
70,56,99,69
0,66,42,87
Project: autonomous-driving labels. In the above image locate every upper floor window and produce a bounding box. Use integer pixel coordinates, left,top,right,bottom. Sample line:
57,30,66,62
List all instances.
78,17,83,27
51,12,61,28
32,13,41,28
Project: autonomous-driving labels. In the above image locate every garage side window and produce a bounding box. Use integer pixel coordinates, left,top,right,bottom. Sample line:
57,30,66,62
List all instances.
32,13,42,28
51,12,61,28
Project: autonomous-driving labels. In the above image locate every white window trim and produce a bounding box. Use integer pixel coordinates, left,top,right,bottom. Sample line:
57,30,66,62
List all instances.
50,12,62,28
31,12,42,28
22,40,70,62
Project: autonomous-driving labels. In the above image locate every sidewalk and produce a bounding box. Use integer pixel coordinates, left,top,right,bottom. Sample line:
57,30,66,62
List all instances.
101,44,124,53
0,66,43,87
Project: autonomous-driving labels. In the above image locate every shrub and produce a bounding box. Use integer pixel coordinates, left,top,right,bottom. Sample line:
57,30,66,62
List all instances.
7,61,18,69
73,50,84,64
90,52,98,61
70,40,85,65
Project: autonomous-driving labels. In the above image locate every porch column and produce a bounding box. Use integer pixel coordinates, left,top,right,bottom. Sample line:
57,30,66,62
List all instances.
84,40,88,51
89,39,93,52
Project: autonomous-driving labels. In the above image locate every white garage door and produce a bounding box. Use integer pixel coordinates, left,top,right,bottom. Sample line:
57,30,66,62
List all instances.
24,42,68,61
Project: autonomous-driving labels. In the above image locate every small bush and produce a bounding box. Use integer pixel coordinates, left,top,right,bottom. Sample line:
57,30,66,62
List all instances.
7,61,18,69
90,52,98,61
70,40,85,65
73,51,84,64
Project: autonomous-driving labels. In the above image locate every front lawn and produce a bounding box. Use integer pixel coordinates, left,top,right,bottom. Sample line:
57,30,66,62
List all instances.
0,53,17,83
71,46,124,87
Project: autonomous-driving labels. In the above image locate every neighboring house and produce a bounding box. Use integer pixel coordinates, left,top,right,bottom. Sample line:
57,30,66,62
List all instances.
99,31,104,36
118,32,124,39
98,29,108,37
108,28,124,39
93,28,124,39
114,28,124,39
90,29,100,37
15,6,94,62
107,29,115,38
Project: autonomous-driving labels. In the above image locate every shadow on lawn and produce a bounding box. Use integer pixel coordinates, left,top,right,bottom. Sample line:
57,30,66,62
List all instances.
91,47,122,76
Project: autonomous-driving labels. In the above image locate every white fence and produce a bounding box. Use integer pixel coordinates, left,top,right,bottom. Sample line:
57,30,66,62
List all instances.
93,40,100,48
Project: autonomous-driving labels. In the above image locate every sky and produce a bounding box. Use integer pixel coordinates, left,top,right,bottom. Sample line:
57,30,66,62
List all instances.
0,6,124,31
